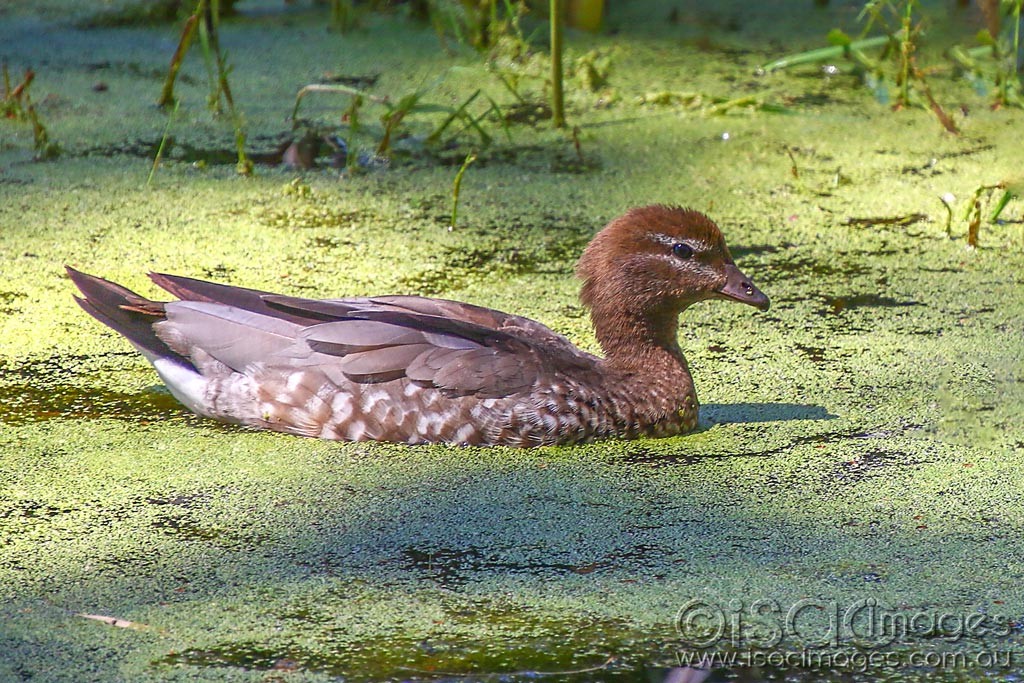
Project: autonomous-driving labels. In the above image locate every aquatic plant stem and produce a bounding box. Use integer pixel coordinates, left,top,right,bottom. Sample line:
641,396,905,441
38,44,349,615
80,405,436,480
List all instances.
197,0,251,174
910,56,958,133
157,13,198,107
213,0,251,174
450,151,477,230
330,0,356,32
26,99,59,160
550,0,565,128
195,0,219,114
426,89,481,145
345,94,362,174
759,35,889,72
1,65,33,119
897,1,915,108
377,97,414,156
290,84,387,124
989,190,1014,222
939,195,954,235
148,99,179,186
962,183,1004,246
999,0,1023,106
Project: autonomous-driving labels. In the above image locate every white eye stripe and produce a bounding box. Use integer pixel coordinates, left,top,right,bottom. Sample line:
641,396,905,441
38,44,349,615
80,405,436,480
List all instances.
647,232,709,252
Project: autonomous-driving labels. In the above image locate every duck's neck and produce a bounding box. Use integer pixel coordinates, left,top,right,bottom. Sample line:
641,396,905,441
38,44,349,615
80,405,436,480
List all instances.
591,303,688,374
588,301,699,436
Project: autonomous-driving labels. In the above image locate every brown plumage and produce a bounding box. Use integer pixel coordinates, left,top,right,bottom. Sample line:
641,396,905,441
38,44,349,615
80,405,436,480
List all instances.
67,205,769,447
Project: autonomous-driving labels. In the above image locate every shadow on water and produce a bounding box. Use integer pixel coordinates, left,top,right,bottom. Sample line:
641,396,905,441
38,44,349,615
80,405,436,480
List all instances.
0,353,201,426
0,380,187,425
816,295,924,316
701,403,837,425
0,368,964,683
619,404,839,466
2,405,978,683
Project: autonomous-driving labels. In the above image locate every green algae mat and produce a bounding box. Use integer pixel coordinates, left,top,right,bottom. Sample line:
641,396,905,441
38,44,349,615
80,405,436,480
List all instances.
2,1,1023,681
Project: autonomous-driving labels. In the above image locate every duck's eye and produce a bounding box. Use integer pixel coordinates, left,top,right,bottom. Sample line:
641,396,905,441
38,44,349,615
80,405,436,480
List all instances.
672,243,693,259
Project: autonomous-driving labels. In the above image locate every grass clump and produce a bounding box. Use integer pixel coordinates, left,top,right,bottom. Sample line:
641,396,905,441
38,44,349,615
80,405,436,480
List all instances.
759,0,1023,129
2,63,60,160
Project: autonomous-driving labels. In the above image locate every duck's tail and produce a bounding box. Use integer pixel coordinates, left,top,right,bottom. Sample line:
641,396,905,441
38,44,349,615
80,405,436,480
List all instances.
66,266,184,365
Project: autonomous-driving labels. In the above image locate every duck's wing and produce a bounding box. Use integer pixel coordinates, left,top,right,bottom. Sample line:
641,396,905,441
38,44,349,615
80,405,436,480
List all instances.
267,293,588,359
150,273,585,357
264,296,597,398
147,274,597,399
158,300,594,398
149,272,317,325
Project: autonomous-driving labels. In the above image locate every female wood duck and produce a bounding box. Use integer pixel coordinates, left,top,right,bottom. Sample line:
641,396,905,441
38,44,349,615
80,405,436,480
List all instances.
68,205,769,447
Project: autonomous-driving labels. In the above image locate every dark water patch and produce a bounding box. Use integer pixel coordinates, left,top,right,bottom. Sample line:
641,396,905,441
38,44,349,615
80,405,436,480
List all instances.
77,134,599,176
622,407,843,467
84,60,194,83
0,290,26,315
149,516,222,540
305,234,353,250
429,144,545,168
818,294,924,316
900,144,995,175
81,134,287,166
0,499,76,522
155,635,988,682
139,485,272,548
0,379,186,425
620,449,705,467
551,148,602,174
77,0,182,27
146,140,242,166
503,100,552,125
794,343,827,363
265,205,368,230
703,423,919,461
400,546,493,582
399,543,669,585
842,213,928,228
144,490,268,549
146,492,211,508
832,447,921,484
201,263,236,279
784,91,843,107
150,514,266,549
758,256,871,286
318,73,380,89
0,354,191,425
396,218,590,295
158,615,647,681
729,244,785,259
392,142,603,176
702,402,837,426
160,640,323,676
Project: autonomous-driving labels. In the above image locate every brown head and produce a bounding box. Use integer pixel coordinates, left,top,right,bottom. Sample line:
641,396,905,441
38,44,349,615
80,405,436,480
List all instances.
576,205,769,360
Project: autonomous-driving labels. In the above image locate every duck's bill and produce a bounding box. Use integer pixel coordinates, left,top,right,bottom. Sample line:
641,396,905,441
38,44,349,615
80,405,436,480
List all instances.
717,264,770,311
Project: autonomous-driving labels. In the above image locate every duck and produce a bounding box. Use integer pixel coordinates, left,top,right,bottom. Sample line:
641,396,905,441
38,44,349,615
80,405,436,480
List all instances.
67,205,769,447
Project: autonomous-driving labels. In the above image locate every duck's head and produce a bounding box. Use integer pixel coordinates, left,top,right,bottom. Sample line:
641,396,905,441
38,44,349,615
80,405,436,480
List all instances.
576,205,770,322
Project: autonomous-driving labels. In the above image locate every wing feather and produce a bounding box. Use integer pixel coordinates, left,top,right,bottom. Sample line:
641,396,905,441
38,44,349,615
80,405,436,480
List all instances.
158,301,301,371
135,274,598,398
339,343,433,381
